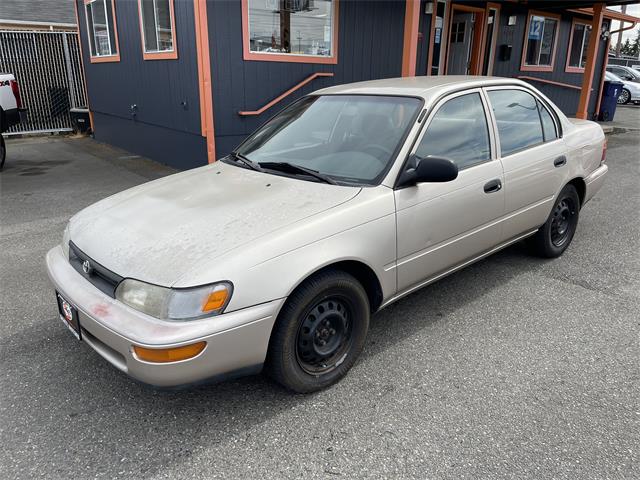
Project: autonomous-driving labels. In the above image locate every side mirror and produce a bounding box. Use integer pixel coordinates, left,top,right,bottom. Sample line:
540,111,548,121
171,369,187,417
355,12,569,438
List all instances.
398,154,458,187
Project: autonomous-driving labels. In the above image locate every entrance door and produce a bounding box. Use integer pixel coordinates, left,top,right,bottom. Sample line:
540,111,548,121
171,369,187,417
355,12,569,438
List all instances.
447,12,474,74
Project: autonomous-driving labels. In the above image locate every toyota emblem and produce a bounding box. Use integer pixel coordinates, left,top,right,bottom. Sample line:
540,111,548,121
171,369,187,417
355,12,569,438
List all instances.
82,260,92,275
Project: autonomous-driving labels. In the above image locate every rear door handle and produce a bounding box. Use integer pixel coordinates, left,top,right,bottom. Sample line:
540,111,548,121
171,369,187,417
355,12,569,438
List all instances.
483,179,502,193
554,155,567,167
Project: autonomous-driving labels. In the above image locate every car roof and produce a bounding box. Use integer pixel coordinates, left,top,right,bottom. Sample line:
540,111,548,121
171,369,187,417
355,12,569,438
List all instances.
313,75,533,99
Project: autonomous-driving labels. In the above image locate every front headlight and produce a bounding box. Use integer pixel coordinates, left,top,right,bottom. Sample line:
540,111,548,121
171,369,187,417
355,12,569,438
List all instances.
115,279,233,321
62,223,70,260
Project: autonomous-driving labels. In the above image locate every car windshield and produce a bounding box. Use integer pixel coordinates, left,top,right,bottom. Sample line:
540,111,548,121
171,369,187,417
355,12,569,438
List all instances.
233,95,422,185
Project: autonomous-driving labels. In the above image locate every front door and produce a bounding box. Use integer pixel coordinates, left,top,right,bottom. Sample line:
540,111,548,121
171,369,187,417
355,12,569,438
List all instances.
447,12,474,74
395,89,504,293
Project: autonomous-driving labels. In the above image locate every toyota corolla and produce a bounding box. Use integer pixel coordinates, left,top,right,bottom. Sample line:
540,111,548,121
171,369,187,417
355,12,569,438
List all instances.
46,76,608,392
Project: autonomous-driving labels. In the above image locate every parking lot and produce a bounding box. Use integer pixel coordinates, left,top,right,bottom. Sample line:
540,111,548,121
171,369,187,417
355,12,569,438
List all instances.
1,110,639,479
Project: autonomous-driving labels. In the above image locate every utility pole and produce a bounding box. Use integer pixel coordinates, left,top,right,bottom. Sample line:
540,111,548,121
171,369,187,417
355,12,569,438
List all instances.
615,4,627,56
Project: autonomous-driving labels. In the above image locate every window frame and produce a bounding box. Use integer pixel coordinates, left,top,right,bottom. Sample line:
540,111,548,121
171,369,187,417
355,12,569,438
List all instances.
240,0,340,64
565,18,591,73
84,0,120,63
137,0,178,60
406,88,498,173
483,85,562,159
520,10,561,73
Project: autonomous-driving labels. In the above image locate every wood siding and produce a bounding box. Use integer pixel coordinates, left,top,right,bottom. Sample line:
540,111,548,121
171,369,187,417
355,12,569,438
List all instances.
76,0,206,169
492,5,609,118
207,0,406,157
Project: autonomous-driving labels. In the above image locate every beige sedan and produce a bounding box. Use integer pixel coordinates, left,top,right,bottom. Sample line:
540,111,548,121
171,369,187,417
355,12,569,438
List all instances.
46,76,608,392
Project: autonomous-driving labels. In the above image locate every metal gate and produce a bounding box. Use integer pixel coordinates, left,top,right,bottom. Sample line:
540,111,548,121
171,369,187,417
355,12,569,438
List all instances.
0,30,87,135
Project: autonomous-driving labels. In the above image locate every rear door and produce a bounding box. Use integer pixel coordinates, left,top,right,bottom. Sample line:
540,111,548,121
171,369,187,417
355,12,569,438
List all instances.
485,87,567,240
394,89,504,293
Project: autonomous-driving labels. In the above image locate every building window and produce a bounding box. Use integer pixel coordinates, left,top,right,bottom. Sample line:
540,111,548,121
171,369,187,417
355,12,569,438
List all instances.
566,20,591,72
521,11,559,71
450,22,466,44
242,0,339,64
84,0,120,63
138,0,178,60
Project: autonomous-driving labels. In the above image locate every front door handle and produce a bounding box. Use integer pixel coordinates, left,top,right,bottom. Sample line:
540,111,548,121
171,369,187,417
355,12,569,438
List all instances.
554,155,567,167
483,179,502,193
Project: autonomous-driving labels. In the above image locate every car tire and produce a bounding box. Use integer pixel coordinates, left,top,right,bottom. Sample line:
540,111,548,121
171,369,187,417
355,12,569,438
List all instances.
618,88,631,105
266,269,370,393
0,134,5,170
530,184,580,258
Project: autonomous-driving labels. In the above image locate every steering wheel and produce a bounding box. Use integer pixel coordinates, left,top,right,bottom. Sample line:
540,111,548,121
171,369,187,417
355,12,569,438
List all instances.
362,143,393,159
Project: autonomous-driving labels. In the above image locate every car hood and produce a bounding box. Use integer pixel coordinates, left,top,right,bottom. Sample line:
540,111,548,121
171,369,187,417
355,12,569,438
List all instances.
70,161,361,286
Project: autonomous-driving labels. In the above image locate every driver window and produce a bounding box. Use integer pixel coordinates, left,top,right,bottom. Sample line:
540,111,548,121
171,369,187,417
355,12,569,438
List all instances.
415,92,491,170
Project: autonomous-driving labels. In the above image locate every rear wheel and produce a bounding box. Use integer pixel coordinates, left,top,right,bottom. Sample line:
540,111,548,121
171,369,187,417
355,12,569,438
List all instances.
266,270,370,393
529,185,580,258
618,88,631,105
0,134,5,169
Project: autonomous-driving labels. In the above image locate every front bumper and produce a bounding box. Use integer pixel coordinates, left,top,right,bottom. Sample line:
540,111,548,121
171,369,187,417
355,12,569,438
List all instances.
46,245,284,387
584,164,608,205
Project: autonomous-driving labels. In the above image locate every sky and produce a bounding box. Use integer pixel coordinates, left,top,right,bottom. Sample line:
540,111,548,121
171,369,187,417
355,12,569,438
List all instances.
609,3,640,50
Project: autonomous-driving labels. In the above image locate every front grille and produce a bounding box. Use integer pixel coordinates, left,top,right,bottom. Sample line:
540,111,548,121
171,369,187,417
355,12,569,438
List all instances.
69,241,123,298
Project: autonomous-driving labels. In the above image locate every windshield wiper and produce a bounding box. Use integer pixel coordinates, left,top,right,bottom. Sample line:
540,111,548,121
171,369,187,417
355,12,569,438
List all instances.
229,152,264,172
259,162,337,185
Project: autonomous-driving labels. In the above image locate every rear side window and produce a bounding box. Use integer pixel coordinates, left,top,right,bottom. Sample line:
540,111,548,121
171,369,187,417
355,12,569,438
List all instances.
488,89,544,156
537,100,558,141
415,92,490,170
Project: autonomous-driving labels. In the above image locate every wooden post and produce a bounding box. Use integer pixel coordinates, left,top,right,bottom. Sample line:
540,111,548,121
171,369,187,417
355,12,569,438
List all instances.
576,2,604,119
402,0,421,77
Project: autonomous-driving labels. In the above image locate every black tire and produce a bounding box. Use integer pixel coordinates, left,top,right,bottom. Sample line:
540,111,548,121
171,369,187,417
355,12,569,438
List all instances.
618,88,631,105
266,270,370,393
0,134,5,170
530,184,580,258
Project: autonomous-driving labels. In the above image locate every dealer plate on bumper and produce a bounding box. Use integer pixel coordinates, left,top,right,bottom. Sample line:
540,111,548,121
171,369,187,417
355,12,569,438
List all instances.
56,291,81,340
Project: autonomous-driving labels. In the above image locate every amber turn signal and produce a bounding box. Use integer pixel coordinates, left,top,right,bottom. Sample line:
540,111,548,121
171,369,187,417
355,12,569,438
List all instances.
133,341,206,363
202,287,229,312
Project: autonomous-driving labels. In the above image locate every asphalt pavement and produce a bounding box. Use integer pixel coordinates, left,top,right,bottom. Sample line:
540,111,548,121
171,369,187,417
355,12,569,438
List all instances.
1,125,639,479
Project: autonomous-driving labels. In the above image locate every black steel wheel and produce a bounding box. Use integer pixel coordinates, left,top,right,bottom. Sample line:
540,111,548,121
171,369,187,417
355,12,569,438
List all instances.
529,184,580,258
295,297,353,375
0,134,5,170
618,88,631,105
266,270,370,393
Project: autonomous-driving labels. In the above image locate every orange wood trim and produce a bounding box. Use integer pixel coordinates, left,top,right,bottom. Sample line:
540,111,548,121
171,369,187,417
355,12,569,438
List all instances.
565,18,591,73
85,0,120,63
426,2,437,75
484,2,501,75
240,0,339,65
193,0,216,162
452,4,485,14
470,9,486,75
137,0,179,61
401,0,421,77
577,3,604,119
570,7,640,23
517,76,584,91
238,72,334,116
73,0,94,132
520,9,561,73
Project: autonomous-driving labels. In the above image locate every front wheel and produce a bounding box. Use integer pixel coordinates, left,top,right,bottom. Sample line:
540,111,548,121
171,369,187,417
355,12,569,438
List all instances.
529,184,580,258
618,88,631,105
266,270,370,393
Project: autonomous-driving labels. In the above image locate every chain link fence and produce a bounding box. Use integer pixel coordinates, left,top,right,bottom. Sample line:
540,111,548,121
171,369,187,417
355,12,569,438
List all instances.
0,30,87,135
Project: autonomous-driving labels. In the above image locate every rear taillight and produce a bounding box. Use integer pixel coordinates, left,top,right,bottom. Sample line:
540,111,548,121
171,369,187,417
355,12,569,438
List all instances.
600,138,607,165
10,80,22,109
